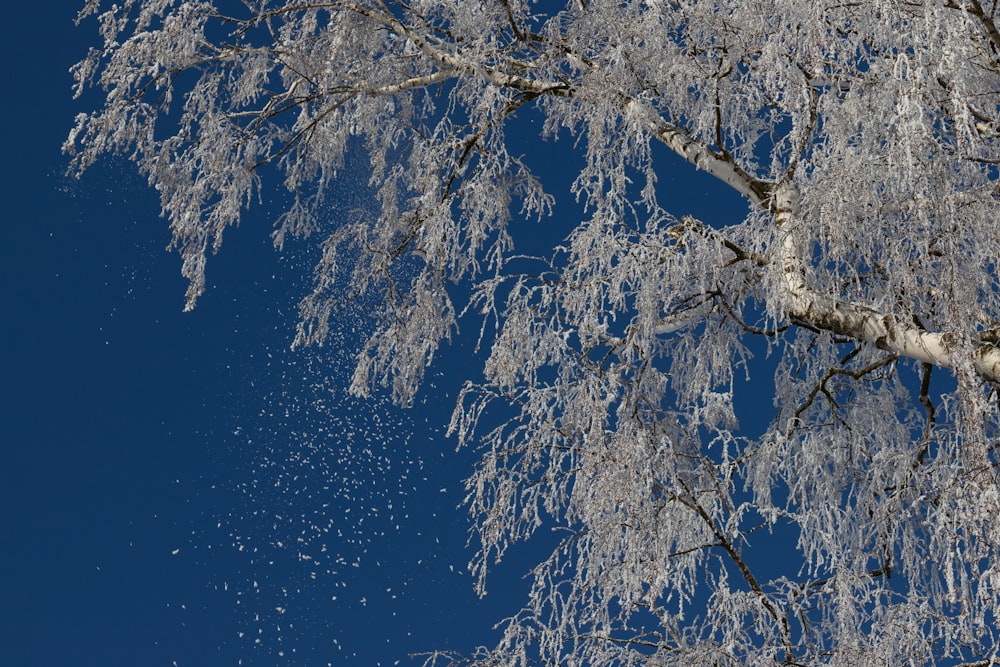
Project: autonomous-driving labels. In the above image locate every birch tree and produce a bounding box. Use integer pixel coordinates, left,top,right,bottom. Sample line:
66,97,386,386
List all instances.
68,0,1000,664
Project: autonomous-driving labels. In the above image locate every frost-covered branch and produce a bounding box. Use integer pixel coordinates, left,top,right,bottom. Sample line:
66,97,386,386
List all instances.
775,180,1000,384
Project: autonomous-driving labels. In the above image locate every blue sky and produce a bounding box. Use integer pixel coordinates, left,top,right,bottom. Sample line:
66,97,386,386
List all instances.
1,4,751,666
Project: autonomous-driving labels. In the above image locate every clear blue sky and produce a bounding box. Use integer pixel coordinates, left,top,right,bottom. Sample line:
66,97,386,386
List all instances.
1,4,751,666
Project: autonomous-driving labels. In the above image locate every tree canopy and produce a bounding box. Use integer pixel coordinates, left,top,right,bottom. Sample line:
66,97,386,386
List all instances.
69,0,1000,664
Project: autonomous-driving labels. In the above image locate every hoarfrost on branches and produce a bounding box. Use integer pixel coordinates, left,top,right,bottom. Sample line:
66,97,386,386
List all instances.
69,0,1000,664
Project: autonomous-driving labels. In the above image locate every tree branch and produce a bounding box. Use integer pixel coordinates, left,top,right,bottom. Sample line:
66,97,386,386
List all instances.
775,181,1000,384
